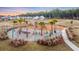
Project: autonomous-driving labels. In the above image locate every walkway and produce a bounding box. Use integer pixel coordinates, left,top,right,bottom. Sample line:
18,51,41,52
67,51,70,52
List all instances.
62,28,79,51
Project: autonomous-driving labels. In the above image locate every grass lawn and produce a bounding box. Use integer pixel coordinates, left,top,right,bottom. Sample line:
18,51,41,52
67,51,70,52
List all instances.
70,28,79,47
0,40,71,51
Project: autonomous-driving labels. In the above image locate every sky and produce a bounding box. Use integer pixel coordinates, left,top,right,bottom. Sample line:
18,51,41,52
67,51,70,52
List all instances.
0,7,79,16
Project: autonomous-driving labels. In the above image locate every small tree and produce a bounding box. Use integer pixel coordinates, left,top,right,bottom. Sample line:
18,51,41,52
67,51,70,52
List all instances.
25,20,28,37
49,19,57,36
34,22,38,34
18,19,23,24
39,22,45,36
70,20,73,25
13,20,18,24
12,20,18,39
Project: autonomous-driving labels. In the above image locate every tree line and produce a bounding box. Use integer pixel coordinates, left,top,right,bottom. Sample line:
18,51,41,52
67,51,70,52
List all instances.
19,8,79,20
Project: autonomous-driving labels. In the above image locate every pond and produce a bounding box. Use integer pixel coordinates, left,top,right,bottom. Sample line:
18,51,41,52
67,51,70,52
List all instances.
7,28,62,41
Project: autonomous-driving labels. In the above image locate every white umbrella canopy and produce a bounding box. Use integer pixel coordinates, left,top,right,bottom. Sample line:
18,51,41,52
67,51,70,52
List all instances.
40,16,45,20
33,16,39,20
26,16,33,19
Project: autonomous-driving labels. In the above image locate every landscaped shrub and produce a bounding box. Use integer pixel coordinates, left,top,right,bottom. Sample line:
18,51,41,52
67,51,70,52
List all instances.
10,39,28,47
66,29,73,40
0,32,9,40
37,36,64,46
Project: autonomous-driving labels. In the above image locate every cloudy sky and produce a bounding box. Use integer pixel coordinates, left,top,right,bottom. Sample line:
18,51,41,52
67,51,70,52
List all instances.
0,7,78,16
